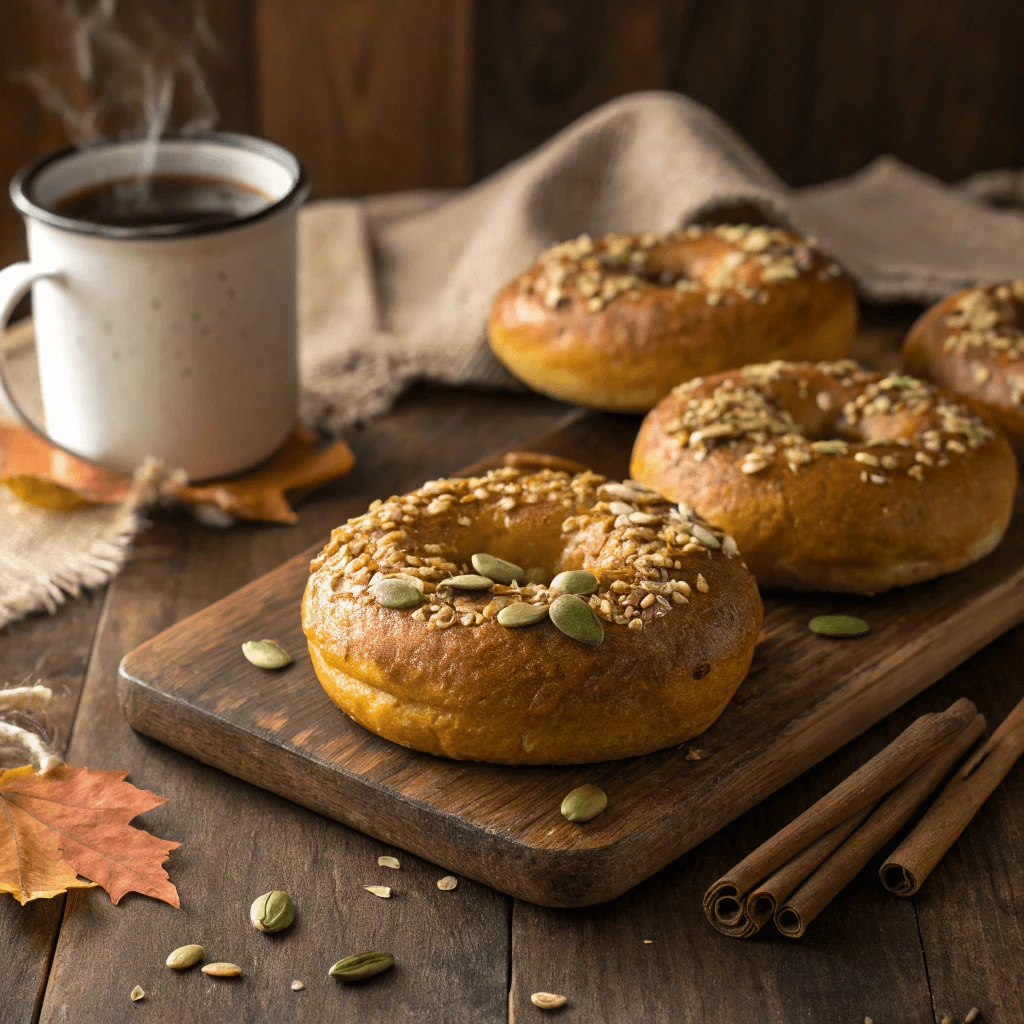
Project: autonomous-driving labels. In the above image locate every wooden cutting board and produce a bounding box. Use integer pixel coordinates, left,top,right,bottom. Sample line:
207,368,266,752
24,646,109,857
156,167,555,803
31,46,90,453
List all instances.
118,410,1024,907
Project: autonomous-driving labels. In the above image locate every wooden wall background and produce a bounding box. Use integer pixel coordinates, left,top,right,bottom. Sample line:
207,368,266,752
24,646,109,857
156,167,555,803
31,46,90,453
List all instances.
2,0,1023,268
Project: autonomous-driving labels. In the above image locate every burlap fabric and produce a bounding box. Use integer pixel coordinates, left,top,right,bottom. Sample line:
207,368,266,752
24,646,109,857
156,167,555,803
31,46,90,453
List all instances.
4,90,1024,629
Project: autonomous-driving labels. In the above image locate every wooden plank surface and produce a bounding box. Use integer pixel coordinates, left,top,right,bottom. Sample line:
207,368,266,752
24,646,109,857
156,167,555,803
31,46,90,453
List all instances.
119,403,1024,908
0,387,567,1024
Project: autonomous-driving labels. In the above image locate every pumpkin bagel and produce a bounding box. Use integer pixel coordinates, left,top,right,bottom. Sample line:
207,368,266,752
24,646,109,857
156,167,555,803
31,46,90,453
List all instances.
631,360,1017,595
488,225,857,412
302,467,763,764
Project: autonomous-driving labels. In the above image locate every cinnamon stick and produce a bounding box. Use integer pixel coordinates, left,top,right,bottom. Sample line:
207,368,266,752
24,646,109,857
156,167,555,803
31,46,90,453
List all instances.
881,694,1024,896
776,712,985,937
703,697,978,937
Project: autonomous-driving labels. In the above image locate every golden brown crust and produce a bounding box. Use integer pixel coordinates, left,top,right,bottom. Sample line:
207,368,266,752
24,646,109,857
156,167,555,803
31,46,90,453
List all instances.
487,226,857,413
301,468,763,764
903,282,1024,451
630,361,1017,595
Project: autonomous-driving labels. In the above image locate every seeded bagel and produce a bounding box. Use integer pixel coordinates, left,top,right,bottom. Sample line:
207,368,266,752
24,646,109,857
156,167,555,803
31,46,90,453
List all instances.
487,225,857,413
301,468,763,764
903,281,1024,451
630,360,1017,595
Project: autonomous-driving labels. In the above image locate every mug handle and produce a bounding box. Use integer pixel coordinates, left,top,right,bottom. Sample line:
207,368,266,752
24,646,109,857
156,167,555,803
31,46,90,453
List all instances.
0,261,66,449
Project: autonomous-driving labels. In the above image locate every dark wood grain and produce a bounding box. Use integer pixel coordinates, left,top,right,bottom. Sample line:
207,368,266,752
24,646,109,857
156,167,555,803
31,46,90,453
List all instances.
118,403,1024,908
253,0,474,197
474,0,1024,187
0,592,105,1023
28,387,566,1024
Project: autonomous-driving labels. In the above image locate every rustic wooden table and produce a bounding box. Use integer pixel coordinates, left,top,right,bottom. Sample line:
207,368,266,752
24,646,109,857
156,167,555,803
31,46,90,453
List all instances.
2,383,1022,1024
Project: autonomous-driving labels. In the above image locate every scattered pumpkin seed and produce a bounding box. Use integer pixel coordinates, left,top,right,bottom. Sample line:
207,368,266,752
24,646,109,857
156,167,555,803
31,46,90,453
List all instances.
531,992,568,1010
165,944,204,970
130,986,145,1002
549,569,598,597
438,574,493,590
497,602,549,627
808,614,869,638
371,578,424,609
471,553,525,584
377,856,401,870
329,951,395,981
291,980,305,991
549,594,604,646
242,640,291,670
561,783,608,823
437,875,458,891
202,963,242,978
250,890,294,932
363,885,391,898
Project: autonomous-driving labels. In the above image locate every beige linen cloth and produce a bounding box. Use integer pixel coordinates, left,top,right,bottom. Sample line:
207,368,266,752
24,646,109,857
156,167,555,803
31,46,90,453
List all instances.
4,90,1024,629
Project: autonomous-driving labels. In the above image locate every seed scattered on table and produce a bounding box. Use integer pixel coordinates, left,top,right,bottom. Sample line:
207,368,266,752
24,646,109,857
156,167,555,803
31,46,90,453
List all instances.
685,748,709,761
363,885,391,898
329,951,395,981
437,875,458,891
964,1009,980,1023
202,962,242,978
560,784,608,822
291,980,305,991
165,943,204,969
250,890,295,932
241,639,291,669
643,939,653,944
378,855,401,869
130,986,145,1002
809,614,869,637
531,992,568,1010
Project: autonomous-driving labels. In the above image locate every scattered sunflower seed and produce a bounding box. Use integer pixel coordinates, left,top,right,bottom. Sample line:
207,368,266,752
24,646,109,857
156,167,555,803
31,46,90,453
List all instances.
329,951,395,981
471,553,525,584
371,578,424,609
809,614,869,638
531,992,568,1010
437,875,458,891
964,1009,980,1023
549,594,604,646
363,885,391,898
685,748,709,761
560,784,608,823
165,943,204,970
439,574,493,590
497,602,549,627
549,569,599,597
291,980,305,991
202,963,242,978
130,986,145,1002
242,640,291,670
377,855,401,869
250,890,294,932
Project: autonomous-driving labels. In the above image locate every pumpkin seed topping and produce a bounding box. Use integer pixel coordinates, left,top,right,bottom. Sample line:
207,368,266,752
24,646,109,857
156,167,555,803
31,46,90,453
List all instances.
371,578,424,609
809,614,869,637
561,783,608,822
549,594,604,646
497,602,550,628
329,951,395,982
438,574,494,590
549,569,599,597
242,640,291,670
166,944,204,970
471,553,525,584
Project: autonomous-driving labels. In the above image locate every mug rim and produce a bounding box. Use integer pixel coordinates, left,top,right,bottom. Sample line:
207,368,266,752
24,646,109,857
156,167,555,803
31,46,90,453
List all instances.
9,131,309,241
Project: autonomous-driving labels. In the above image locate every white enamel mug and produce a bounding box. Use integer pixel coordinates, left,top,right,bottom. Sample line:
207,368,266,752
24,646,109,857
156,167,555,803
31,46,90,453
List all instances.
0,133,308,480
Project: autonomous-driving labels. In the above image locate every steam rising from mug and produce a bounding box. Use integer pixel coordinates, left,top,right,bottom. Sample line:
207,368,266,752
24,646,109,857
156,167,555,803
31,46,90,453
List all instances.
11,0,218,158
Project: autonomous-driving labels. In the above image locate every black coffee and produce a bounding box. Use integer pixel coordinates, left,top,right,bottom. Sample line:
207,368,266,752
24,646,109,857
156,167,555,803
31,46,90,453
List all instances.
52,174,272,229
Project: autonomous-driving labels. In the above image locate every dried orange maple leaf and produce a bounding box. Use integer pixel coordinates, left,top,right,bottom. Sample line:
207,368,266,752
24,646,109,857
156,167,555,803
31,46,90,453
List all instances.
0,764,180,907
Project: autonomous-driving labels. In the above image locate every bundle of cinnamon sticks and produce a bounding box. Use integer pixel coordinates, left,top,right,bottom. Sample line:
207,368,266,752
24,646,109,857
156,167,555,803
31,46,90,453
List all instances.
705,694,1024,939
